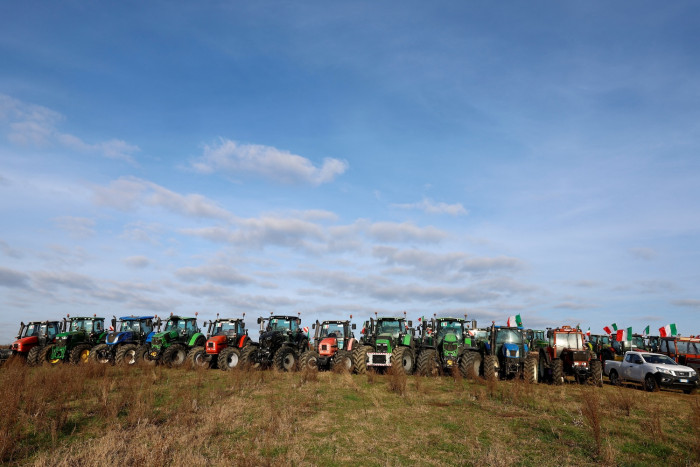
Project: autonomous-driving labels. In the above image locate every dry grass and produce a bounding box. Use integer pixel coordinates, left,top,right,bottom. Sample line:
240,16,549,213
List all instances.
0,362,697,466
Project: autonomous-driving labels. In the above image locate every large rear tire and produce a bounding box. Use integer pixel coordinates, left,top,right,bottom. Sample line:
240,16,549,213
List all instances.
483,355,497,381
115,344,138,366
524,355,538,384
42,345,61,366
552,358,564,385
135,344,157,366
392,347,415,375
274,346,298,372
332,349,353,372
416,349,439,377
90,344,112,365
162,344,187,368
27,345,43,367
70,344,92,365
218,347,242,371
300,350,320,371
187,346,212,369
589,359,603,387
461,351,481,379
352,345,371,375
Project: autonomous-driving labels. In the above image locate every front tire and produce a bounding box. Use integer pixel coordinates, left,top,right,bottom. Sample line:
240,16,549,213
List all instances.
115,344,138,366
135,344,157,366
483,355,497,381
187,346,212,369
274,346,298,372
90,344,112,365
300,350,320,371
332,349,353,372
416,349,439,377
551,358,564,385
70,344,92,365
162,344,187,368
589,360,603,387
460,351,481,379
392,347,415,375
218,347,242,371
524,355,538,384
27,345,44,367
352,345,371,375
608,369,620,386
644,374,659,392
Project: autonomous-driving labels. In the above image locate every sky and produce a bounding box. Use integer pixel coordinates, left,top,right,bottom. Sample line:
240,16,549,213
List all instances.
1,1,699,343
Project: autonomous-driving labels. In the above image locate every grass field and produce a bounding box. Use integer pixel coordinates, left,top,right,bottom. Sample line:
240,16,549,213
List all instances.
1,360,698,466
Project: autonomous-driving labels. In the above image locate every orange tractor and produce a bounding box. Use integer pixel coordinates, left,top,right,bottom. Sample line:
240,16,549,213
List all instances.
300,319,357,371
536,325,603,386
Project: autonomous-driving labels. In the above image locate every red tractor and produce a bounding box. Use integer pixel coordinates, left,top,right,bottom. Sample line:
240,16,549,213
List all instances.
300,319,358,371
187,316,252,370
7,320,63,366
536,325,603,386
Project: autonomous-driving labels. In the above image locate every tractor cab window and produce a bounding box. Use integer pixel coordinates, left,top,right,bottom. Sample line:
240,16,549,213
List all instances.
215,321,239,336
93,321,103,332
376,320,402,338
552,333,584,350
42,324,58,338
320,323,345,338
437,321,463,342
611,340,622,353
22,323,40,337
164,319,179,332
268,318,294,332
185,320,196,333
631,336,645,349
495,329,522,345
70,320,85,332
660,340,671,353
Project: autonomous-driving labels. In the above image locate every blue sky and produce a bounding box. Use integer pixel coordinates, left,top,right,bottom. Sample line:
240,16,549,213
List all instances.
1,1,699,343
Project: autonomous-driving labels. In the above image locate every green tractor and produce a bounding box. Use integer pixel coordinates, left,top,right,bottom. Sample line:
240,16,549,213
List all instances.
414,316,478,377
352,314,417,375
140,315,206,367
44,316,107,365
526,329,548,352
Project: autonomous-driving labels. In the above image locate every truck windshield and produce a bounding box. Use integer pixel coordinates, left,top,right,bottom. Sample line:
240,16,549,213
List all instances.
376,320,402,338
496,329,522,344
641,354,677,365
320,323,345,338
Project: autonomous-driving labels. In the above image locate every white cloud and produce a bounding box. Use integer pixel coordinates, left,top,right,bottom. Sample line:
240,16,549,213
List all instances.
174,264,253,285
53,216,96,238
192,138,348,185
0,94,139,163
123,256,150,269
392,198,468,216
672,299,700,309
368,221,447,243
0,267,30,288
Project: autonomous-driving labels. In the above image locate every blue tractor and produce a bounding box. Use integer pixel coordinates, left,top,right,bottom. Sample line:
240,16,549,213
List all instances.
482,322,538,383
90,316,161,365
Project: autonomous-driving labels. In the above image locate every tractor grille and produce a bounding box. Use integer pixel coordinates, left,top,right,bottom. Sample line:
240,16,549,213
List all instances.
508,350,517,357
371,354,388,365
320,344,329,352
376,343,388,353
444,343,458,352
572,351,588,362
207,342,214,349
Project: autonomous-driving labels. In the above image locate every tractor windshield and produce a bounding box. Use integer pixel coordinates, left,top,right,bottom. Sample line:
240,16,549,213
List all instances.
40,324,58,338
495,329,522,345
437,321,463,342
71,319,102,333
376,320,402,338
472,330,488,342
552,332,584,350
631,336,645,349
21,323,41,337
214,321,242,335
319,323,345,338
268,318,296,332
676,341,700,354
164,319,181,332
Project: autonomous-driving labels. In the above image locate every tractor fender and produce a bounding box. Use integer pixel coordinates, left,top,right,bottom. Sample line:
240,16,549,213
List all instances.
238,335,248,348
347,338,357,352
188,333,205,347
145,331,155,343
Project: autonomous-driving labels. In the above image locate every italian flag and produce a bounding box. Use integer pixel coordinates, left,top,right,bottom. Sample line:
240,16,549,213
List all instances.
586,327,591,337
603,323,618,335
659,323,677,337
506,315,522,327
616,327,632,342
642,325,650,337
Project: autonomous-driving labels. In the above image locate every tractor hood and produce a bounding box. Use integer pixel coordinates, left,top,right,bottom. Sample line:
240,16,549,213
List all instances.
502,343,521,358
319,337,338,356
208,335,227,345
12,335,39,352
106,331,132,345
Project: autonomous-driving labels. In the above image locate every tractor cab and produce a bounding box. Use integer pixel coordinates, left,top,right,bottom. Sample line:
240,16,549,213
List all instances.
312,320,356,353
9,320,61,359
106,316,158,346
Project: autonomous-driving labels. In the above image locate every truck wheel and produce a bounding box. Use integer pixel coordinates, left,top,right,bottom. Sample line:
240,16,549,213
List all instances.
608,369,620,386
524,355,538,384
589,360,603,387
551,358,564,385
163,344,187,368
416,349,439,377
644,374,659,392
392,347,415,375
353,346,371,374
483,355,497,381
332,350,353,372
115,344,138,365
274,346,298,372
218,347,241,371
27,345,43,367
90,344,112,365
70,344,92,365
187,346,211,369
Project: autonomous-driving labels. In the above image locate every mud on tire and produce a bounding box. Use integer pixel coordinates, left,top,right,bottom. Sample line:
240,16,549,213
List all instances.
27,345,44,367
460,351,482,379
90,344,112,365
332,349,353,373
552,358,564,385
115,344,139,366
416,349,439,377
162,344,188,368
274,346,298,372
524,354,538,384
218,347,242,371
483,354,497,381
352,345,371,375
589,359,603,387
187,346,212,369
300,350,320,371
391,346,415,375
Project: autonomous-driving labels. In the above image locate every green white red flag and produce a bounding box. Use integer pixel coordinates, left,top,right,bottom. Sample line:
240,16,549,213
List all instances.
603,323,618,335
616,326,632,342
659,323,677,337
642,325,650,337
506,315,522,327
586,327,591,337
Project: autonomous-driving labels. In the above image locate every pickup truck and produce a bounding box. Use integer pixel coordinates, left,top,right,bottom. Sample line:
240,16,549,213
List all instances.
604,350,698,394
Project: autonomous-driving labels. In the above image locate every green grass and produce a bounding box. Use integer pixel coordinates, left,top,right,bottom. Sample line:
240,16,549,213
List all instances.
0,360,698,466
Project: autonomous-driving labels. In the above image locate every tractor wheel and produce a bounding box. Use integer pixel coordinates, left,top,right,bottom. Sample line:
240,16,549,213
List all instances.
218,347,241,371
187,346,212,369
332,350,353,373
416,349,439,377
524,354,538,384
483,355,497,381
300,350,320,371
90,344,112,365
538,353,548,382
163,344,188,368
392,347,415,375
115,344,138,366
644,374,659,392
70,344,92,365
353,346,371,375
135,344,157,366
274,346,298,372
27,345,44,367
461,351,482,379
240,345,260,369
589,359,603,387
42,345,61,366
608,369,620,386
551,358,564,385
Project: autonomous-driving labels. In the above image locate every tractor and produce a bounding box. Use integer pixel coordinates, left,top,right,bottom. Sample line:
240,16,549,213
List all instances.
140,315,206,367
5,320,62,366
526,329,548,352
480,323,538,382
44,316,107,365
414,316,478,377
300,319,357,372
536,326,602,386
645,335,660,352
188,316,252,370
90,316,160,365
589,334,617,363
242,315,309,371
352,315,417,375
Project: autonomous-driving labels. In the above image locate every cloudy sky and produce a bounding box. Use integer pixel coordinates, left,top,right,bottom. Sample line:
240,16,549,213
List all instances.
1,1,699,343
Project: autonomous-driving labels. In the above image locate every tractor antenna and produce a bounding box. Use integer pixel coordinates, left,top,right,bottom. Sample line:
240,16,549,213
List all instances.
374,311,378,318
195,312,198,317
216,312,219,319
67,314,70,318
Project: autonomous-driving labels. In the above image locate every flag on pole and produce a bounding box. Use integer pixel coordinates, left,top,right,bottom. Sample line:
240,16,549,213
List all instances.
586,327,591,337
642,325,650,337
603,323,617,335
506,315,522,327
659,323,677,337
616,327,632,342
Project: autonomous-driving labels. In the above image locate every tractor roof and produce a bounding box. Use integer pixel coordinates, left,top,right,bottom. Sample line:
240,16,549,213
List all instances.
166,315,197,320
26,320,61,325
215,318,244,322
435,317,465,323
69,316,104,320
119,316,155,321
553,326,582,334
376,316,405,321
269,315,299,321
320,320,350,325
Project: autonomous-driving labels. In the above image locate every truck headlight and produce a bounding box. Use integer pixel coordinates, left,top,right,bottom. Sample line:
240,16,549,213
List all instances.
656,367,673,375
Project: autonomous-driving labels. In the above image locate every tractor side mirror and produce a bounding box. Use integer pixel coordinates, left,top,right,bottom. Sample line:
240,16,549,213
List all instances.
408,321,412,328
111,318,117,331
257,317,262,324
352,323,356,330
547,330,552,339
312,323,315,329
